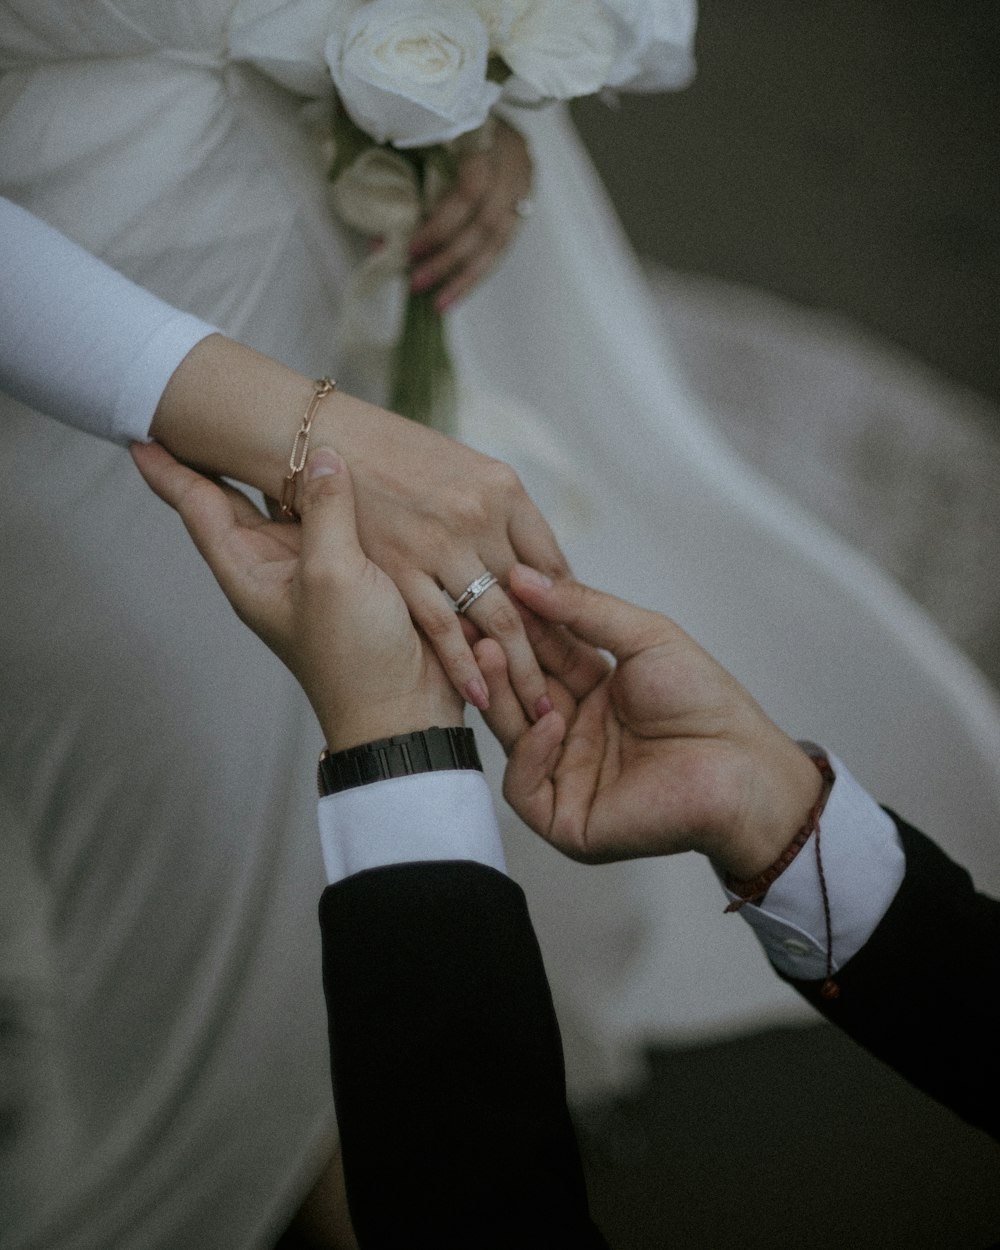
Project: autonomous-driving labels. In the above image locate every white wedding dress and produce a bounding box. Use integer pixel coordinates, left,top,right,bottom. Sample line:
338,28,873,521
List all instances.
2,3,999,1247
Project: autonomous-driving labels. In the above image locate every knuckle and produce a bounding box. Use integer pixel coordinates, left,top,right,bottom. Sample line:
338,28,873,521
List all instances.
459,164,490,198
446,487,490,531
298,552,338,594
482,600,522,640
421,606,461,645
485,458,522,497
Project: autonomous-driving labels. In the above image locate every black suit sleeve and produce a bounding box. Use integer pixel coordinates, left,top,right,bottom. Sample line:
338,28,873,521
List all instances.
785,816,1000,1141
319,860,609,1249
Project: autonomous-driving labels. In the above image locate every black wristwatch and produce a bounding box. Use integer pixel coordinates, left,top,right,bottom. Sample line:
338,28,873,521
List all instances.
317,726,482,796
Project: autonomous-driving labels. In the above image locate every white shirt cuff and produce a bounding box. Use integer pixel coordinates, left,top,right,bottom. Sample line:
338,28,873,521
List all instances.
318,770,507,885
725,751,905,979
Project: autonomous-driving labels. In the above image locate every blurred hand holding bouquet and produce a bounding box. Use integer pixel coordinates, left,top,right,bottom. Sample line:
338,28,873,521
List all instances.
231,0,695,430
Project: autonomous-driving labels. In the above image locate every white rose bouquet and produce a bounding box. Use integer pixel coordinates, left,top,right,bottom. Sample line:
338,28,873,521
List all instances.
230,0,696,430
323,0,631,431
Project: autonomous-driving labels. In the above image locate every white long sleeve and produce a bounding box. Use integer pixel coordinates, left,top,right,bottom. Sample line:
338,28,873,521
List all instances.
0,198,217,444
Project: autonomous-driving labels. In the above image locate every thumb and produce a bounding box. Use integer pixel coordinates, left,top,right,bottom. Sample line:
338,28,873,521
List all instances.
298,447,364,574
509,565,669,663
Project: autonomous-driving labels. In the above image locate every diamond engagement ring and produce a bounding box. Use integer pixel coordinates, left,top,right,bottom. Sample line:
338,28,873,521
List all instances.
454,572,499,615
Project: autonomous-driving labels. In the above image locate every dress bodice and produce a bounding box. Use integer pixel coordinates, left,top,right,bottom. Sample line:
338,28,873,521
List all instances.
0,0,357,378
0,0,235,66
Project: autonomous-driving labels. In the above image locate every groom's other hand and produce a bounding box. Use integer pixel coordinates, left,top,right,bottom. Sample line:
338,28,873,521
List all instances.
478,566,822,880
131,441,462,751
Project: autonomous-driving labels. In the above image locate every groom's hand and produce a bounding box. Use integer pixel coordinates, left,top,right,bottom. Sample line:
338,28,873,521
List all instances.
478,566,822,879
131,442,462,750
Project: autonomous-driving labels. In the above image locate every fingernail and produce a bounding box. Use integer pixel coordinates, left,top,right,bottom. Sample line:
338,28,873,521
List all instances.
517,565,553,591
535,694,554,719
307,450,343,480
466,677,490,711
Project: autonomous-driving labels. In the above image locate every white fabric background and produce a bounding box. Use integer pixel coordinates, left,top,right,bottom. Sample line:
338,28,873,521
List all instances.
2,2,999,1244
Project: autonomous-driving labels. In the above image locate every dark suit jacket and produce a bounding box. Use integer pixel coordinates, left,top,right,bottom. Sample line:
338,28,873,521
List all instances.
317,817,998,1248
787,816,1000,1141
319,860,609,1249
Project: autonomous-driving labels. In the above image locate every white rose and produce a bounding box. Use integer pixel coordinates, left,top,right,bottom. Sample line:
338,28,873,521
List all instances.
326,0,501,149
473,0,617,102
330,147,423,236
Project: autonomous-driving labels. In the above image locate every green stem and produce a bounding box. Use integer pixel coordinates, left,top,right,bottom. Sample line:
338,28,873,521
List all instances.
389,287,456,436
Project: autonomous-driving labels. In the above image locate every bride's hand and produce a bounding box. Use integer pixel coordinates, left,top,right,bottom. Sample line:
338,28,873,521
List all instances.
407,118,533,313
150,334,570,721
313,390,568,722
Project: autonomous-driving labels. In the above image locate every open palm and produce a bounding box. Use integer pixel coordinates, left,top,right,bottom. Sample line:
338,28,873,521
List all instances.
478,566,822,879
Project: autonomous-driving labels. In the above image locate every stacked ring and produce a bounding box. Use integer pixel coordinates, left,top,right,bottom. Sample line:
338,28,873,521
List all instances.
454,572,498,615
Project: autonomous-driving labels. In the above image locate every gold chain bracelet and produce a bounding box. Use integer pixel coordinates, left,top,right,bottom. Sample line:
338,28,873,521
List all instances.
279,376,337,520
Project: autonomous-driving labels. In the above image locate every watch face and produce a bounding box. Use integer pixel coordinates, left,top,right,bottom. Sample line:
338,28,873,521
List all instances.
318,727,482,795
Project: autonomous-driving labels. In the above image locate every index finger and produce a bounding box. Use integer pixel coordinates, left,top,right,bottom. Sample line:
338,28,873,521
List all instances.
515,605,611,700
509,565,672,663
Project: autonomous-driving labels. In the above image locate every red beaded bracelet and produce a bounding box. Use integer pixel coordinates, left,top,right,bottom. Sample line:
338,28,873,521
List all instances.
723,749,840,999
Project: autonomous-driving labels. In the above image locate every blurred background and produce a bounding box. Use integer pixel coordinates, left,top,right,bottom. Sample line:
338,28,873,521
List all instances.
565,3,1000,1246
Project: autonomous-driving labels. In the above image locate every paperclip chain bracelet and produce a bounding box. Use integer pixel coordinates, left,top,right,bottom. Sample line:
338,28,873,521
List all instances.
279,376,337,520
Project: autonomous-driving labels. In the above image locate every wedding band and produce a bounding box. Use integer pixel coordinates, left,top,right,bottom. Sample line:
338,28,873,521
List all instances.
514,196,535,219
453,572,499,615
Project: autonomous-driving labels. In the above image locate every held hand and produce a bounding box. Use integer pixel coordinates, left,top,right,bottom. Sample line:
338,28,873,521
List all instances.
407,118,533,312
479,567,823,880
151,335,574,722
313,392,569,723
131,441,461,751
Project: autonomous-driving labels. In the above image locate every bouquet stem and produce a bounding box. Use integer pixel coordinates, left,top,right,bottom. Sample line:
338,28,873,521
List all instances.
389,285,456,437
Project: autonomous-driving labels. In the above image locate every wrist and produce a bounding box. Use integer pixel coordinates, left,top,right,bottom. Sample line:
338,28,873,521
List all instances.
317,725,482,796
151,335,341,499
319,701,464,754
707,736,825,880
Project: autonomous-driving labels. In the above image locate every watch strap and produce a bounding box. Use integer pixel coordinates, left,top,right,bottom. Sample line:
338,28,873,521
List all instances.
318,726,482,796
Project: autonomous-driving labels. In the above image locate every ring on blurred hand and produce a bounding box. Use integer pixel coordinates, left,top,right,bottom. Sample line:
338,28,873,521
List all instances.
454,572,499,615
514,196,535,219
